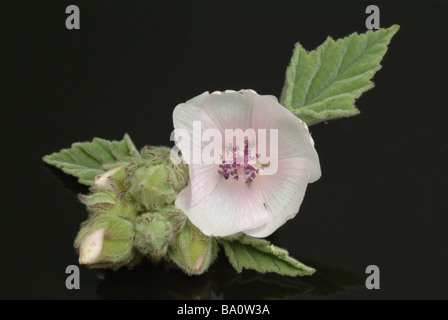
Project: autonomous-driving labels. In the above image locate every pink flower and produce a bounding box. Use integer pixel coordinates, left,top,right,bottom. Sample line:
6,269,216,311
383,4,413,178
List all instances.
172,90,321,237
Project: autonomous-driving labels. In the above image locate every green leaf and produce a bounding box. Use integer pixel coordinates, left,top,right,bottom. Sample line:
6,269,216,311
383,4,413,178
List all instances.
280,25,399,126
43,134,140,186
219,235,315,277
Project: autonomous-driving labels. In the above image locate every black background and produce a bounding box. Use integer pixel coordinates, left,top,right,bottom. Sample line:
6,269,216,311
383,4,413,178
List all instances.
1,0,447,300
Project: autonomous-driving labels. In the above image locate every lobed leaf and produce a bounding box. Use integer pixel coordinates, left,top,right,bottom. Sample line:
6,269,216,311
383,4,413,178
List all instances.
43,134,140,185
280,25,399,125
219,236,315,277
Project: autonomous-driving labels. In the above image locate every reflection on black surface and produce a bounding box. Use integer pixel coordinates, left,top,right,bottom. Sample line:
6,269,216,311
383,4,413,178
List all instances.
96,257,363,300
44,163,90,196
45,164,363,299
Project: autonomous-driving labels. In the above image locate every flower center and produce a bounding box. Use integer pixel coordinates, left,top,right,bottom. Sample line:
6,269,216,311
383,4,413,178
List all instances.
217,140,263,186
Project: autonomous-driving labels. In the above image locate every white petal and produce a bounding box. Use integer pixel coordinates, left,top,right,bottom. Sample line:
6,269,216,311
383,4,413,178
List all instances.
262,94,278,102
172,103,220,162
243,158,312,237
200,91,255,131
95,166,123,187
79,228,105,264
173,102,223,205
251,94,321,183
240,89,258,95
185,91,210,106
189,163,221,207
175,178,269,237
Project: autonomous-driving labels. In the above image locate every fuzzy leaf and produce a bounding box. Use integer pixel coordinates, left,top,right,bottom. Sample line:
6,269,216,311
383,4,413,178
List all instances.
219,236,315,277
280,25,399,125
43,134,140,185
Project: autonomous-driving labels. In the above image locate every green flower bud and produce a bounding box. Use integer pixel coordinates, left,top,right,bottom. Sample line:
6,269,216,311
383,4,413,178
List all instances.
74,213,136,270
94,166,124,189
168,221,218,276
100,164,128,190
124,146,188,210
99,156,137,190
79,186,139,219
134,206,187,261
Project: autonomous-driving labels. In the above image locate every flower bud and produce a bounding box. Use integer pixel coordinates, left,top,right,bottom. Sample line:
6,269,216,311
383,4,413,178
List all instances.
74,214,136,270
95,166,124,188
124,146,188,210
168,221,218,275
78,227,105,264
99,162,130,190
134,206,187,261
79,187,139,220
